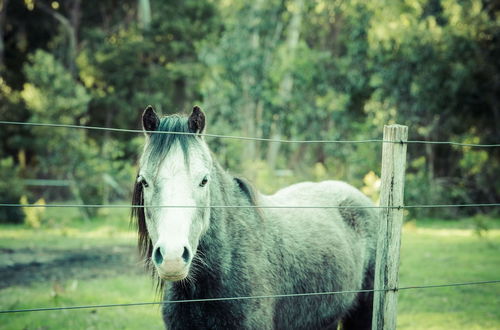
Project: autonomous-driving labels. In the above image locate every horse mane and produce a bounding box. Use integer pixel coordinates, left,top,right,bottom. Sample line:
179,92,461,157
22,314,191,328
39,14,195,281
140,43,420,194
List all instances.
131,176,151,267
233,176,265,220
234,177,258,206
132,177,168,292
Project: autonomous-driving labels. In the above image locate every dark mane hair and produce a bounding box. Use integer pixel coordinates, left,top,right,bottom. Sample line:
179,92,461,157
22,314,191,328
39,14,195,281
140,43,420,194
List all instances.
146,115,196,170
131,177,150,267
234,177,259,206
131,114,197,282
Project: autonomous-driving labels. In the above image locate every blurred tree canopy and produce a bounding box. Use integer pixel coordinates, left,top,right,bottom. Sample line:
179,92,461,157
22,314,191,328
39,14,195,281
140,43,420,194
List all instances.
0,0,498,221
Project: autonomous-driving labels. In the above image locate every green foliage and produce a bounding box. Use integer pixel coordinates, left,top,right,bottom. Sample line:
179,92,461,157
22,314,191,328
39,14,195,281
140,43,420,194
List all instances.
367,0,500,212
0,0,499,220
22,50,90,123
20,196,46,228
0,77,30,156
0,157,25,224
20,50,135,217
78,0,218,132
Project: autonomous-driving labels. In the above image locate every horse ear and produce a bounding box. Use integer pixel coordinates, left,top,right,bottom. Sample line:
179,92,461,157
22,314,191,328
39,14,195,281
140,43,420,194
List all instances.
142,105,159,135
188,106,205,134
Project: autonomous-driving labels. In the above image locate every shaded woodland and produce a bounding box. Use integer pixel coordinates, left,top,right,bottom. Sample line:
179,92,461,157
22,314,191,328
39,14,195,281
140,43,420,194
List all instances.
1,0,499,222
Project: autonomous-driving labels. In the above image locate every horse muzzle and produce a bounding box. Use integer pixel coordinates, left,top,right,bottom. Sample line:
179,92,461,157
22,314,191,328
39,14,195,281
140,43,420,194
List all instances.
152,244,192,281
157,267,190,281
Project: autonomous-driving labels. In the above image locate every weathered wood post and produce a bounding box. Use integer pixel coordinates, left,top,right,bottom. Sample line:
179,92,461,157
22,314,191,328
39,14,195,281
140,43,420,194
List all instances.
372,124,408,330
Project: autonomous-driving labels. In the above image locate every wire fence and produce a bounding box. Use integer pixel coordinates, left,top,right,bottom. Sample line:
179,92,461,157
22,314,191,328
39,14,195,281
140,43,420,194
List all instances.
1,203,500,209
1,280,499,314
0,119,499,316
1,120,500,147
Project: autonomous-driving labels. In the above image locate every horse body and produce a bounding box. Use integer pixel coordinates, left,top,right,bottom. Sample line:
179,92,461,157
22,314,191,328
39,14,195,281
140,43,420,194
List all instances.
260,180,378,328
133,106,378,329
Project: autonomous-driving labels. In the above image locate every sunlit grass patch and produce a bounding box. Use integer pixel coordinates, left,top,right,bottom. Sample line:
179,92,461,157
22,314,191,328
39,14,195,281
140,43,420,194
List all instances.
0,275,163,329
0,206,135,250
0,215,499,329
398,217,500,329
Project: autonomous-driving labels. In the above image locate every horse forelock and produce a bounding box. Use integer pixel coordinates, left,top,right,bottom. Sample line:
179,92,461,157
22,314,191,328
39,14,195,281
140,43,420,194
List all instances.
143,115,196,173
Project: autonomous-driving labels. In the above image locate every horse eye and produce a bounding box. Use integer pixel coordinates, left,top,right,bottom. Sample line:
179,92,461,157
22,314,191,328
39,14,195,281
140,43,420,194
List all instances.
199,176,208,187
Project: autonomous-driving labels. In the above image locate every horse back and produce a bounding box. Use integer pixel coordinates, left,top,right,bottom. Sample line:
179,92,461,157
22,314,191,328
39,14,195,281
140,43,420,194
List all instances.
261,180,378,240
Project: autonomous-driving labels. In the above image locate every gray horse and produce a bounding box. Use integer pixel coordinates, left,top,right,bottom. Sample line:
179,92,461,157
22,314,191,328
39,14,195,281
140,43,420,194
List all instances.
132,106,379,329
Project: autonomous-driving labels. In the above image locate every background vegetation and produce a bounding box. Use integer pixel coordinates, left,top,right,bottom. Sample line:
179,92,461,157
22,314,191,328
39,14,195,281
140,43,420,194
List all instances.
0,0,499,222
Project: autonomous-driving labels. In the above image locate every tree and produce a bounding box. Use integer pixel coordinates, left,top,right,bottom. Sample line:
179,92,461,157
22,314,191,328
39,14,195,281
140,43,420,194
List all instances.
367,0,500,213
22,50,94,217
201,0,286,169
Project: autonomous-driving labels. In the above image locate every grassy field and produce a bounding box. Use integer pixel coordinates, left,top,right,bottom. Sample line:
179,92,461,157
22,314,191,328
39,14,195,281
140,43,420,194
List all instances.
0,208,499,329
397,217,500,329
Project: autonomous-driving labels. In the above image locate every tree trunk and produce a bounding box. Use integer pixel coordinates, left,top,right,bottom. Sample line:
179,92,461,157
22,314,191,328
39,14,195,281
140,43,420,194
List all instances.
241,0,264,164
138,0,152,29
173,78,187,111
242,93,257,162
68,172,90,221
290,143,307,170
38,1,79,77
266,118,281,170
68,0,81,47
0,0,8,71
266,0,304,170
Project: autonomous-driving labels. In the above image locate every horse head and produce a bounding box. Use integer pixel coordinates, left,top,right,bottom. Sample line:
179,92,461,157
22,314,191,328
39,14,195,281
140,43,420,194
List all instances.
133,106,213,281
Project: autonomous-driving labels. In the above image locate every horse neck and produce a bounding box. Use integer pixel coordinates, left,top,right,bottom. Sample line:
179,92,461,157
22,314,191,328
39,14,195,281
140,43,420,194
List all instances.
198,161,236,258
168,161,263,302
197,162,252,276
168,162,241,298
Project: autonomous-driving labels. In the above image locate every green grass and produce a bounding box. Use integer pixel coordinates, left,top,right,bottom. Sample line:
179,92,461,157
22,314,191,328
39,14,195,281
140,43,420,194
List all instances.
0,207,134,250
0,213,499,329
0,207,163,329
0,276,163,330
398,217,500,329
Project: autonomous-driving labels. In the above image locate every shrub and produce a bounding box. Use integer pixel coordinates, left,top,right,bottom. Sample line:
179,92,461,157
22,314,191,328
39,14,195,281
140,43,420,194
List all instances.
0,157,26,224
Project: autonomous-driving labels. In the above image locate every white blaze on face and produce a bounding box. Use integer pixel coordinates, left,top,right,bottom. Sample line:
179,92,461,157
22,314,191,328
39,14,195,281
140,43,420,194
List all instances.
140,140,211,277
155,147,196,261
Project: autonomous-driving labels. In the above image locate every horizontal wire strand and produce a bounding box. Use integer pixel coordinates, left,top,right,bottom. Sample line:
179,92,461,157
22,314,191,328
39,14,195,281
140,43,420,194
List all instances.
0,120,383,144
404,203,500,208
406,140,500,147
0,203,389,209
1,203,499,209
0,280,498,314
1,120,500,147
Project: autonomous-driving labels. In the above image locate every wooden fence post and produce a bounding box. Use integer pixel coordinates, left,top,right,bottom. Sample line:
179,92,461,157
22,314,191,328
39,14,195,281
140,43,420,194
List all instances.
372,124,408,330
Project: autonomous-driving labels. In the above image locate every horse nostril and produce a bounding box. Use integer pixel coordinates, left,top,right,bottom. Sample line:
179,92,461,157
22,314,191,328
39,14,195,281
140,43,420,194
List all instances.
182,247,190,263
154,246,164,265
